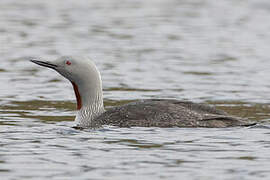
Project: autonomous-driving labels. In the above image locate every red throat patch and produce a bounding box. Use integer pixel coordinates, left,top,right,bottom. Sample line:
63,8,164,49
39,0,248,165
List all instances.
71,82,82,110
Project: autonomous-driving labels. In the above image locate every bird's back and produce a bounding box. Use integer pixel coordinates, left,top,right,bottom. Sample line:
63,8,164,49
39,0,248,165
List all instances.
95,99,254,128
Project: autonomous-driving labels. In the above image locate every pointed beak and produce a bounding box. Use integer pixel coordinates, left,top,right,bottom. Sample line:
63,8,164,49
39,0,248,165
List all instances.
30,59,58,69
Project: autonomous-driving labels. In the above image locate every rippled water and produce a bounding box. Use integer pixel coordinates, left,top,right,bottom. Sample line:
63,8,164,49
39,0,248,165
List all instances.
1,0,270,179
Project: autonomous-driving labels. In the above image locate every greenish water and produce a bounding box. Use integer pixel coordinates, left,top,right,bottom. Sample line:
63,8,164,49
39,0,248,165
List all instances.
1,0,270,179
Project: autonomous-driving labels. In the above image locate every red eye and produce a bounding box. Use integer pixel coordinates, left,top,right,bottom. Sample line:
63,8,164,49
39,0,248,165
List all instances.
66,61,71,65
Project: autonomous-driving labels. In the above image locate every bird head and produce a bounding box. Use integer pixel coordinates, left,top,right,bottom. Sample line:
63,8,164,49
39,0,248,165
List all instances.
30,56,100,84
31,56,103,111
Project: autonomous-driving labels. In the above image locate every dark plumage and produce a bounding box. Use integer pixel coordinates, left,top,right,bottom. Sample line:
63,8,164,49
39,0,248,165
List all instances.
96,99,255,128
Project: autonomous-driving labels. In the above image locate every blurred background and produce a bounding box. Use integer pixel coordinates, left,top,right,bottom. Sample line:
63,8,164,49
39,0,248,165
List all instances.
1,0,270,179
1,0,270,103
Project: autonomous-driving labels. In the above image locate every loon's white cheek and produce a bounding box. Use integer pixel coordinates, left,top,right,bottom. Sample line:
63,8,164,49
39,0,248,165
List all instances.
55,68,72,81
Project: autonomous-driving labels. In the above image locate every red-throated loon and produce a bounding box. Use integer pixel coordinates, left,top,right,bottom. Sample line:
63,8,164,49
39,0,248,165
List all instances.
30,56,254,128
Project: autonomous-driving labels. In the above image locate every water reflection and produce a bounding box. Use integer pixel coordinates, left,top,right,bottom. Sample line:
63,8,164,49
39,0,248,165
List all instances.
1,98,270,125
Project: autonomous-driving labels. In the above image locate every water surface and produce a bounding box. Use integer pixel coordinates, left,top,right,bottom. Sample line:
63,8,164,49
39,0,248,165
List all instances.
1,0,270,179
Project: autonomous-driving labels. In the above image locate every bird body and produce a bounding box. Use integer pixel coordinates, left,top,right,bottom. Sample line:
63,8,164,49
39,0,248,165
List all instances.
31,56,254,128
96,99,252,128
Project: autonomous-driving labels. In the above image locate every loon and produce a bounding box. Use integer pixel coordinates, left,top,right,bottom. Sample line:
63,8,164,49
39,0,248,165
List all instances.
31,56,254,128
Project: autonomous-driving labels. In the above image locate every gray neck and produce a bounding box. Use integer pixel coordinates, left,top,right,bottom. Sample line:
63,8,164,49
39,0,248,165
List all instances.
74,75,105,128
